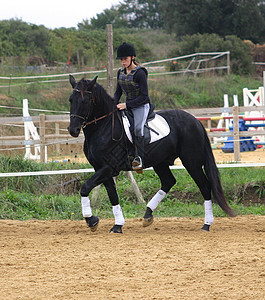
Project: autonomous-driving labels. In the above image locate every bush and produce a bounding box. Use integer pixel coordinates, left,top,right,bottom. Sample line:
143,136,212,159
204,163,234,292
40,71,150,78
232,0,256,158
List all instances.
148,74,262,109
168,33,254,75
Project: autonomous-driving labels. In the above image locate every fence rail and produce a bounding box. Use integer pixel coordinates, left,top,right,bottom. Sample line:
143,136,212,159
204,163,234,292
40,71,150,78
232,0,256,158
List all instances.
0,106,264,162
0,51,230,89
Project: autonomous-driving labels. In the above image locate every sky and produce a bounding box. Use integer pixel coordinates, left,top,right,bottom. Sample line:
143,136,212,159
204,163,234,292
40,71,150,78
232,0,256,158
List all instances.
0,0,123,29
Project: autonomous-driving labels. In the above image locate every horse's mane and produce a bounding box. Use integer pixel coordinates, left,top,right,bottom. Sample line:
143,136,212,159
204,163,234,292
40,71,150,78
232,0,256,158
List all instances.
79,78,115,113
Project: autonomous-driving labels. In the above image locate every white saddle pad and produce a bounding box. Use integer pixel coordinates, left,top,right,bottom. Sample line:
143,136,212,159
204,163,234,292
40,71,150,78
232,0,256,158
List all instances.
122,113,170,144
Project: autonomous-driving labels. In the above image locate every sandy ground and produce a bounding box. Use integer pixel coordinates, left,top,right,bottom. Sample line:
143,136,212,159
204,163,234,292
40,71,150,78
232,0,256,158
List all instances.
53,147,265,165
1,216,264,299
172,147,265,166
212,147,265,164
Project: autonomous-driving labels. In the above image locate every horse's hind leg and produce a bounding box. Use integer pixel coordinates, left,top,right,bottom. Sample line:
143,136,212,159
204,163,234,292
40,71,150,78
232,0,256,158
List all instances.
181,159,214,231
103,177,125,233
143,163,176,227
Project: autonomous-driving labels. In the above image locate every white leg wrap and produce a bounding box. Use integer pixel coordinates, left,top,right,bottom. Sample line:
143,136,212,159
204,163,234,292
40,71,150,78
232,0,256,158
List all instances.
147,190,167,211
81,196,92,218
112,204,125,226
204,200,214,225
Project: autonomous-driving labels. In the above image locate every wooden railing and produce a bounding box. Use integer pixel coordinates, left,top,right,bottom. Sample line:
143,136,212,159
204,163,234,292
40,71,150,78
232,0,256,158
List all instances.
0,106,264,162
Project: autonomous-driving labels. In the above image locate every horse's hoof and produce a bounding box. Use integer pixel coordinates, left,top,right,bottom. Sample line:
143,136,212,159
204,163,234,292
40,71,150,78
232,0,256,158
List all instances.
110,224,123,234
201,224,210,231
85,216,99,232
143,216,154,227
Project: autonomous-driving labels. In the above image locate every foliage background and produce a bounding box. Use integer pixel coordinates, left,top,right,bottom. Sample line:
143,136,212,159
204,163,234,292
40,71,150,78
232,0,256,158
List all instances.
0,0,265,75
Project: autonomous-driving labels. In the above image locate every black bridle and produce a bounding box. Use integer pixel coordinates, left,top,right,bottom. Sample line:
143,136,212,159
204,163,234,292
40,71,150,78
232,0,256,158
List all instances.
70,88,93,128
69,88,123,141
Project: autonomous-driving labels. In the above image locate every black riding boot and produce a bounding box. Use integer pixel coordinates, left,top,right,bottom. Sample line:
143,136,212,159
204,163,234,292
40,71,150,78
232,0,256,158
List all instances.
132,136,145,173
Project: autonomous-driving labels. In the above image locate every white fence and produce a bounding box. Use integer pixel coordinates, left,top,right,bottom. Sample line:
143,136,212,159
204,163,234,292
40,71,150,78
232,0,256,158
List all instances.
0,52,230,89
0,104,265,162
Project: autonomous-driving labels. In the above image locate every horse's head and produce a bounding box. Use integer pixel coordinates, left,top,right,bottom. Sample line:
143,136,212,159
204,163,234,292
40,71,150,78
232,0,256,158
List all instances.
68,75,98,137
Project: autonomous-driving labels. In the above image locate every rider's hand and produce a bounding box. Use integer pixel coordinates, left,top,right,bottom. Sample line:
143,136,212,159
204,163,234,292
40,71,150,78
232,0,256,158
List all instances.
117,103,126,110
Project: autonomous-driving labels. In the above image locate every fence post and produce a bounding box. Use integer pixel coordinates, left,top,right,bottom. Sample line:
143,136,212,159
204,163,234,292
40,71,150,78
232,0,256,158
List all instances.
227,51,230,75
126,171,145,204
106,24,114,97
39,114,46,163
55,122,60,153
232,106,240,161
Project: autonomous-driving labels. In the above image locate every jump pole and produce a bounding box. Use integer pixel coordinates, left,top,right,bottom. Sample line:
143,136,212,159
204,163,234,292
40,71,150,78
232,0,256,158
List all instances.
232,106,240,161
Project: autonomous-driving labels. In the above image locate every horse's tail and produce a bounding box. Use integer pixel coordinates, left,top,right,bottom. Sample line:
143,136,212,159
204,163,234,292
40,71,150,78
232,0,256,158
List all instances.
203,126,236,217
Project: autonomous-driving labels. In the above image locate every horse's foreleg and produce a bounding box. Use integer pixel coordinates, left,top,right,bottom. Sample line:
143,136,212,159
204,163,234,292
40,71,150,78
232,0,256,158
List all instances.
143,190,167,227
143,164,176,227
103,178,125,233
81,195,99,232
80,166,112,231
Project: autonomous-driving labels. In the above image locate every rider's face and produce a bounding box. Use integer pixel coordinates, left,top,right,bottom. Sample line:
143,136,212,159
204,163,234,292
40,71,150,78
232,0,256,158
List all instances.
120,56,134,68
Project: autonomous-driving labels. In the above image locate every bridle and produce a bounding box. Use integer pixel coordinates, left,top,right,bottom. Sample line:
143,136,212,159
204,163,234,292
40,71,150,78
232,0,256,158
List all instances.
69,88,123,141
70,88,118,128
70,88,93,128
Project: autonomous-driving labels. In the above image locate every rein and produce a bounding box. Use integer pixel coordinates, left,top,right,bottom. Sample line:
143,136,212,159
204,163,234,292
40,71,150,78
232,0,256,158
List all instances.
82,108,118,128
71,108,123,142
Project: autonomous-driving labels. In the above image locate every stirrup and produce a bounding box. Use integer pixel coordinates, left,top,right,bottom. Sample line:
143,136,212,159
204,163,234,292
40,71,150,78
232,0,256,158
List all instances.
132,156,142,171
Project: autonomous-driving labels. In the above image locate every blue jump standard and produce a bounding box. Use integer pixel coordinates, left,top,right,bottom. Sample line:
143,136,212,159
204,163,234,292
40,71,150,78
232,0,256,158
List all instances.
221,119,257,153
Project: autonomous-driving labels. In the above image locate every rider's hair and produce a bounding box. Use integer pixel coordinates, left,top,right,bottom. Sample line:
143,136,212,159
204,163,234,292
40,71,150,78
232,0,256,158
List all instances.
133,58,139,65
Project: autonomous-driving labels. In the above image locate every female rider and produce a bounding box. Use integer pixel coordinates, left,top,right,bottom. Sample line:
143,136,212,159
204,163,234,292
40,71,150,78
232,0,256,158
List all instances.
114,42,150,172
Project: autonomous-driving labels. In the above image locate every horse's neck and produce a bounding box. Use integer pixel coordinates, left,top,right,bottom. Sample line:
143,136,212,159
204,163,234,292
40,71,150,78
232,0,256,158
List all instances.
94,87,115,117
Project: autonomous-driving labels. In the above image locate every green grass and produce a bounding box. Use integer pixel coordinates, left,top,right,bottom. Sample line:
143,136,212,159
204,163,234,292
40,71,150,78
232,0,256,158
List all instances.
0,156,265,220
149,74,263,109
1,189,264,221
0,73,263,118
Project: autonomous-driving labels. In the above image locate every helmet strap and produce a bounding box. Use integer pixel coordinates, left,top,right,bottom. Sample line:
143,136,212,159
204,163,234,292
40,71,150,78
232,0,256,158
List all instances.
128,56,133,68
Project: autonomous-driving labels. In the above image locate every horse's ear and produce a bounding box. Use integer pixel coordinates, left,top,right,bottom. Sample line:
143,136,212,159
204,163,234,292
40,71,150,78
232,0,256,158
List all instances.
69,74,76,88
89,76,98,88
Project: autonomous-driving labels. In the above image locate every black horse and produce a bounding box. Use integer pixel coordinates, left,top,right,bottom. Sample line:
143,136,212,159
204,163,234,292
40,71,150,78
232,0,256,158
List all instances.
68,75,235,233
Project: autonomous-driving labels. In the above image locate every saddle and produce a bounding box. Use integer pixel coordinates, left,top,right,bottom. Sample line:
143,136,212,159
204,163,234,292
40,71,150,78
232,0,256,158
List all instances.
122,104,170,144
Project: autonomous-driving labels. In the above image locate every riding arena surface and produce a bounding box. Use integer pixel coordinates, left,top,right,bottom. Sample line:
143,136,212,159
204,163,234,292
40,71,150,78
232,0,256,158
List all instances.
1,148,265,299
1,216,264,299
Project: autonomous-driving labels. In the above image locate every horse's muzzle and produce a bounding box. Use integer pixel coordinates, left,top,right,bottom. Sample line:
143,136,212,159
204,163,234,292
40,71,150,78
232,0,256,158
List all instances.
68,125,80,137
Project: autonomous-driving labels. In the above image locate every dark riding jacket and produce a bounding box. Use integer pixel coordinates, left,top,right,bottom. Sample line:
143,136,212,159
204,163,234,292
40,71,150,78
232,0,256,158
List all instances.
114,65,150,109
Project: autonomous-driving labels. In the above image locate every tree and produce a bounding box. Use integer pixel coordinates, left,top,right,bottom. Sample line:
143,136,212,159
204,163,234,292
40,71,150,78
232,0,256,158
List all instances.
159,0,206,36
78,0,163,30
0,19,51,57
124,0,163,29
160,0,265,43
78,5,128,30
168,33,254,75
233,0,265,43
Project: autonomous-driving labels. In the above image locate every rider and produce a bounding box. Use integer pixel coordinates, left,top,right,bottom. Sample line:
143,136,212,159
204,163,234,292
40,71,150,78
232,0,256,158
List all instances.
114,42,150,172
